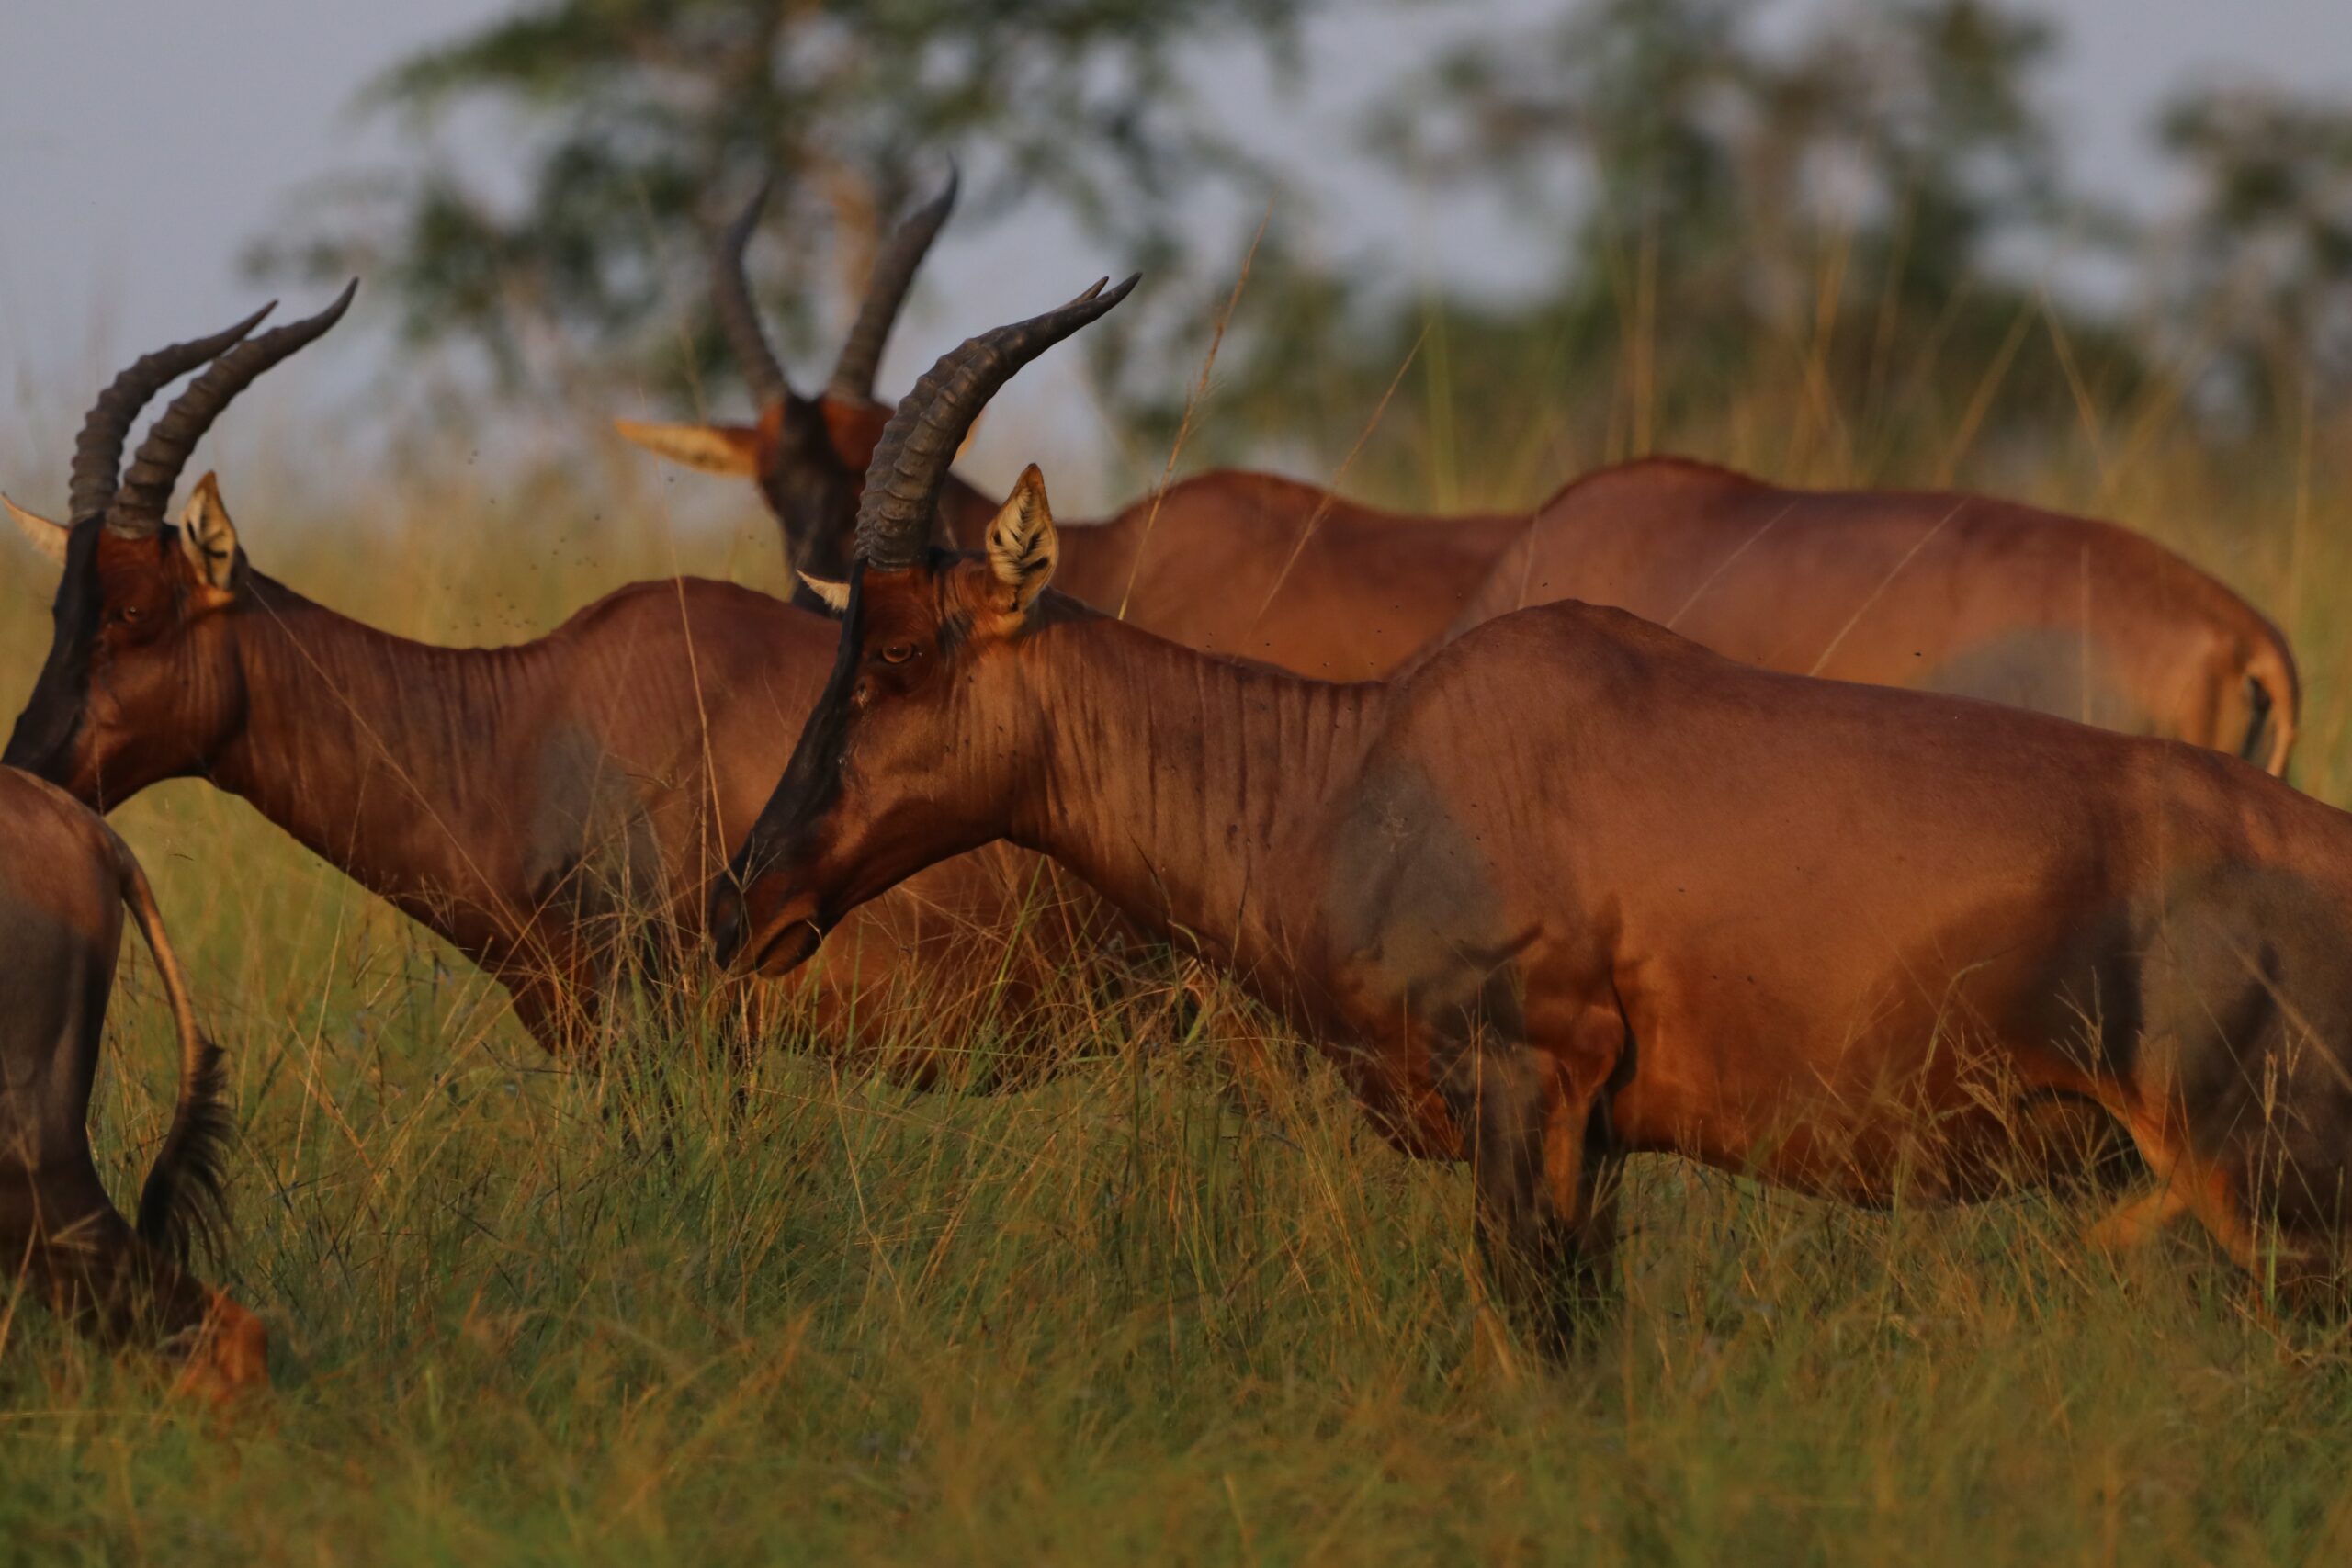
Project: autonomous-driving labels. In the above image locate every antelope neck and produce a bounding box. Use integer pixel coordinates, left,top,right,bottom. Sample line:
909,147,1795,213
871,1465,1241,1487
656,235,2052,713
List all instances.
207,579,554,946
1010,615,1386,996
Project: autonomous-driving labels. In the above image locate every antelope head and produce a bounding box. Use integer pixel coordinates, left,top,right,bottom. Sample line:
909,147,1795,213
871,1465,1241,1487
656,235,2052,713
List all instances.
709,276,1137,975
4,288,357,804
616,171,958,601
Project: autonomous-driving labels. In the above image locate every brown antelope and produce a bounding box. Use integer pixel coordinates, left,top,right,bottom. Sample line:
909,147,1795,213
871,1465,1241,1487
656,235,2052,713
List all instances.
716,293,2352,1346
0,765,262,1397
3,298,1116,1077
616,179,1527,676
1451,461,2300,773
626,182,2299,767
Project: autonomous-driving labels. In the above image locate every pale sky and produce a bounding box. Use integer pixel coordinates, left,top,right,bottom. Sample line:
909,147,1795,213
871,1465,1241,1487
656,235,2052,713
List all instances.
2,0,2346,505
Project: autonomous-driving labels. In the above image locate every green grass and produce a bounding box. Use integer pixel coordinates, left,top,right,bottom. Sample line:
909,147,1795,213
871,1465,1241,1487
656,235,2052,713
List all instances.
5,377,2352,1562
24,985,2352,1564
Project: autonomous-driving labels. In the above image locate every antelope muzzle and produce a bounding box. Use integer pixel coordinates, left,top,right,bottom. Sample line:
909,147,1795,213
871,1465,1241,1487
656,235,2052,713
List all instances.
707,861,830,977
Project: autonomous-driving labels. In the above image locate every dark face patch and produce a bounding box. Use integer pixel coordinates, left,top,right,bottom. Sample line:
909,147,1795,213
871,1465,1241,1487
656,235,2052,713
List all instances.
6,521,249,807
762,395,865,591
725,561,872,905
3,519,106,780
713,551,1015,974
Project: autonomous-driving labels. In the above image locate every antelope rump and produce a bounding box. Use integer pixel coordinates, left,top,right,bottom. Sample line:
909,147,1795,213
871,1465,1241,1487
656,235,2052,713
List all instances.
1452,461,2299,773
0,766,258,1397
621,174,2297,765
718,288,2352,1343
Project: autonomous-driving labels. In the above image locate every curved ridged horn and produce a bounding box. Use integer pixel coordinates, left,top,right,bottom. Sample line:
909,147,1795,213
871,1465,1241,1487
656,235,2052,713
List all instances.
854,274,1139,572
827,165,959,402
713,181,790,407
107,283,358,536
69,305,276,525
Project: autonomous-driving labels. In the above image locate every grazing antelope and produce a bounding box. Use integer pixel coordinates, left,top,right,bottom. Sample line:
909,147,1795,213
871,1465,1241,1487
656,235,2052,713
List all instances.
1451,461,2300,773
616,178,1527,676
626,181,2298,766
717,291,2352,1345
4,299,1113,1076
0,766,261,1397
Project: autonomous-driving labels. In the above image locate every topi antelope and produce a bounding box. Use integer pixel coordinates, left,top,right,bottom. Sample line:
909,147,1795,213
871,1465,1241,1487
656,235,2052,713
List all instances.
616,176,1527,675
0,766,260,1397
626,176,2298,766
614,176,957,600
718,289,2352,1346
1449,461,2300,774
4,298,1115,1075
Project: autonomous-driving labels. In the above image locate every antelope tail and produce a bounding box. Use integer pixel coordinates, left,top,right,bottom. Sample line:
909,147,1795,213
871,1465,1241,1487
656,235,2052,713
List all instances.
110,839,232,1264
2241,632,2301,779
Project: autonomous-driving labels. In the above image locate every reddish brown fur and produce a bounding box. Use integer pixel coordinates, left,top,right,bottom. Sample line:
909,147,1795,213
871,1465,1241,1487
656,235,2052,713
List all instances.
8,519,1112,1077
643,181,2293,750
0,767,262,1396
727,520,2352,1337
1458,458,2300,771
695,402,2299,762
730,399,1522,677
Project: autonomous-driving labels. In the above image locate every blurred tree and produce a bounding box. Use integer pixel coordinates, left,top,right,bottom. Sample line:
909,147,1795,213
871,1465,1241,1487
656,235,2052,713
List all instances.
2154,84,2352,424
1154,0,2144,492
252,0,1310,396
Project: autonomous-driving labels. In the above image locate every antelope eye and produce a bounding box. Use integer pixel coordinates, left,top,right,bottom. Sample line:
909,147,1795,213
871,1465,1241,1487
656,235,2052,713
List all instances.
880,641,916,666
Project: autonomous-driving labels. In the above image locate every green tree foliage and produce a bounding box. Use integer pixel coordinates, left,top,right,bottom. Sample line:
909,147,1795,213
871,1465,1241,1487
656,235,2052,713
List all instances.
1155,0,2149,490
2154,84,2352,423
255,0,2350,478
254,0,1308,394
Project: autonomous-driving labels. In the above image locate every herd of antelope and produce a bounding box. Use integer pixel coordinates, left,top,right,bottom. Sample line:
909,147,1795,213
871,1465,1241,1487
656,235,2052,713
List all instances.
2,169,2339,1393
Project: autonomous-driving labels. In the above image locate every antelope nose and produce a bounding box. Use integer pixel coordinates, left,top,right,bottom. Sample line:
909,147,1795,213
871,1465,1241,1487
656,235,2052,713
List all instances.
708,880,748,969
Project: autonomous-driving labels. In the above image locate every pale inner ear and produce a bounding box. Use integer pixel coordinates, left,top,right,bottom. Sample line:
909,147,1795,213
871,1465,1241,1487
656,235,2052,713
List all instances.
986,464,1058,613
178,472,242,592
613,419,762,476
2,493,70,567
797,570,852,615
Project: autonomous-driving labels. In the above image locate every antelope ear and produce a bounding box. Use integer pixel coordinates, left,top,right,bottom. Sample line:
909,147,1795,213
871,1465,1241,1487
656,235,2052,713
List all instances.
797,570,851,615
178,472,243,593
613,419,762,476
986,465,1058,614
2,493,69,567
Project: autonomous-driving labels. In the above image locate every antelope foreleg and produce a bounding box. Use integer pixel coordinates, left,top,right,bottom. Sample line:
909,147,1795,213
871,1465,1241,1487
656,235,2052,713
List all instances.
502,953,612,1065
1453,1037,1618,1355
2086,1184,2190,1255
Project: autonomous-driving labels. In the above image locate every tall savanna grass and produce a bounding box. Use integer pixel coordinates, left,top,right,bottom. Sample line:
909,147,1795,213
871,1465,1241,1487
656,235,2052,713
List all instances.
2,310,2351,1564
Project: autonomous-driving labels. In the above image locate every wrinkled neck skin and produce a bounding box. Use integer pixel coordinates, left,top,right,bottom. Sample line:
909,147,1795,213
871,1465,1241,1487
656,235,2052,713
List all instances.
1003,614,1387,1028
205,577,549,957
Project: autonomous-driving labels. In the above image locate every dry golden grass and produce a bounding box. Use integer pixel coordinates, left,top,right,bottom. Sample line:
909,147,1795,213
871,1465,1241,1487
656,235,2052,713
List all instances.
1,347,2350,1563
